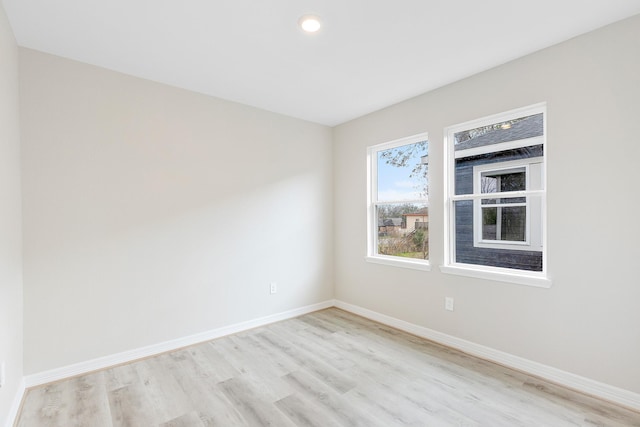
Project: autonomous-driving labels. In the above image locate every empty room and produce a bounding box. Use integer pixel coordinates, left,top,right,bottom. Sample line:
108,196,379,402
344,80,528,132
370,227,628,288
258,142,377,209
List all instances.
1,1,640,426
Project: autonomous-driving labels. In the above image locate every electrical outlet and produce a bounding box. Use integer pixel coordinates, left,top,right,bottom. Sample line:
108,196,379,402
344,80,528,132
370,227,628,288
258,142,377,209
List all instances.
445,297,454,311
0,361,5,388
270,282,277,294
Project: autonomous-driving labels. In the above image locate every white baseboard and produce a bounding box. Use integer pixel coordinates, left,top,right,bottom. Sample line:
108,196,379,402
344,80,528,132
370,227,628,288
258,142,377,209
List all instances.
334,300,640,412
24,300,334,388
20,298,640,414
4,377,25,427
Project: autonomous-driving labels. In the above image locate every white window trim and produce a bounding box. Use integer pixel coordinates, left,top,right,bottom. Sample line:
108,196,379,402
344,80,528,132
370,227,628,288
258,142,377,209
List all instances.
367,132,430,271
442,103,550,287
365,255,431,271
440,264,551,288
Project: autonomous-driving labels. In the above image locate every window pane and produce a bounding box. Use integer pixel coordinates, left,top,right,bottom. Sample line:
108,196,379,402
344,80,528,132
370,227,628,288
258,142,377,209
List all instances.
455,201,541,271
454,113,543,146
481,170,525,193
480,176,498,193
377,140,428,202
480,196,526,242
482,207,497,240
377,203,428,260
500,206,526,241
499,172,525,192
454,146,542,196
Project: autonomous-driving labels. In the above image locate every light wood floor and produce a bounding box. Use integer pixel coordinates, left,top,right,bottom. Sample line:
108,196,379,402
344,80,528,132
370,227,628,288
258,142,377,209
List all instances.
16,308,640,426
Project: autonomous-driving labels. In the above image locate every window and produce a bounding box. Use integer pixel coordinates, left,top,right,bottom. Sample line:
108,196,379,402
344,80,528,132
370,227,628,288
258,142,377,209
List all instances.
473,158,543,251
443,104,549,287
367,133,429,270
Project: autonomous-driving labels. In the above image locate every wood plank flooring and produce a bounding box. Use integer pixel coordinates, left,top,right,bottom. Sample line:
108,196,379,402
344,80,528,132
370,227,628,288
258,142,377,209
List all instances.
15,308,640,426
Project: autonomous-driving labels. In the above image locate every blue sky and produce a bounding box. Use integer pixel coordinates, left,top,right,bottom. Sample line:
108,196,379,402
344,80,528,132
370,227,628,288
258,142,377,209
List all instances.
377,142,427,202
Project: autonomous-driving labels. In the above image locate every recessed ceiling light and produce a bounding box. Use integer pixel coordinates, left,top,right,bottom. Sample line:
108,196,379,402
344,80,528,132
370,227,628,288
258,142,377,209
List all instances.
298,15,321,33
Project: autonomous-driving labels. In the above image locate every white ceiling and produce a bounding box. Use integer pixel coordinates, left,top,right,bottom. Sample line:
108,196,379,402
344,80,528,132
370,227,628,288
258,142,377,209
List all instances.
4,1,640,126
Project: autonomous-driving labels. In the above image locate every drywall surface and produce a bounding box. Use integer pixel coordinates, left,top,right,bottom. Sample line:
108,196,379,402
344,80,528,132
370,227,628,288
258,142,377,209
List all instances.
0,3,23,425
20,49,333,374
333,15,640,394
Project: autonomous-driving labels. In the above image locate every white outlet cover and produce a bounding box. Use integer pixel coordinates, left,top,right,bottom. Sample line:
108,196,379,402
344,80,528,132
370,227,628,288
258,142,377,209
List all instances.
0,361,5,388
445,297,454,311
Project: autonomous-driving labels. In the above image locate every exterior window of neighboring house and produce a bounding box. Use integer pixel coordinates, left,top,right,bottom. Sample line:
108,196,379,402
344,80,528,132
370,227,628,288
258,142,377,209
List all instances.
367,133,429,271
473,158,543,251
442,104,550,287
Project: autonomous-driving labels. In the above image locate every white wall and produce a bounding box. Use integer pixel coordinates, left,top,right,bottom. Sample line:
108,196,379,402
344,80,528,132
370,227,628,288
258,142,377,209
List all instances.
20,49,334,374
333,14,640,394
0,3,23,425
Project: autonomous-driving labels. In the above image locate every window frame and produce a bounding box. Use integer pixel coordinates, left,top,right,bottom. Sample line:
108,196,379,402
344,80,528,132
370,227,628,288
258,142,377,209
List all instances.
366,132,430,271
442,104,550,287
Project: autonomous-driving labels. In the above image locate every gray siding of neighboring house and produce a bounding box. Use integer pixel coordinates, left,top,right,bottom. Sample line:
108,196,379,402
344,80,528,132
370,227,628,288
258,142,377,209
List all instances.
454,145,543,271
455,113,543,151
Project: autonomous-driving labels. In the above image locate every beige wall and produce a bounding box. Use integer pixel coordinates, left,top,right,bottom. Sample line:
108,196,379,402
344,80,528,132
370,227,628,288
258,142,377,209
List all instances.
19,49,334,374
333,14,640,393
0,3,23,424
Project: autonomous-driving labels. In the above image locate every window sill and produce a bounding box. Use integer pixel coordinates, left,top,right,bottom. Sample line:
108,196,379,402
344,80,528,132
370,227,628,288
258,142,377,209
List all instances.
366,255,431,271
439,264,551,288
